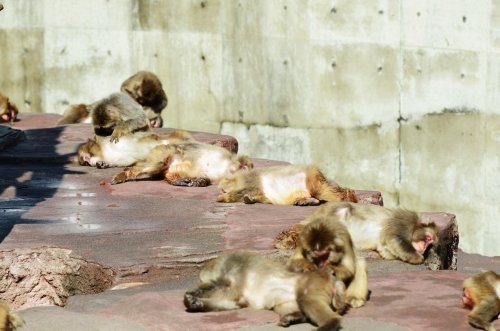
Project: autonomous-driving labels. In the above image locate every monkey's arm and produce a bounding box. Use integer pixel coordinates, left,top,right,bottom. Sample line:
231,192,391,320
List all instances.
382,237,424,264
287,249,317,272
467,295,500,331
111,118,149,143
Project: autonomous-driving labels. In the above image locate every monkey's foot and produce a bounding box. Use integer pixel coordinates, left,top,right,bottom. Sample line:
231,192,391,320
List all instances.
183,293,204,312
405,253,425,265
96,161,110,169
273,225,301,250
278,312,306,327
110,173,127,185
293,197,320,206
287,259,317,273
171,177,210,187
347,297,366,309
243,195,257,204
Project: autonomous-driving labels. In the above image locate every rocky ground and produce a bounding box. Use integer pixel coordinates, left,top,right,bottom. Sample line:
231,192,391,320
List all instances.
0,114,498,331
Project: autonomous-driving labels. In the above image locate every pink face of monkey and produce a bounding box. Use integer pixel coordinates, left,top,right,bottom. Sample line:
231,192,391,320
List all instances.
411,228,437,254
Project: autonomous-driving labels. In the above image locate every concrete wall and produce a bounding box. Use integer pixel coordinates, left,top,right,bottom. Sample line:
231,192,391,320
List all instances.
0,0,499,256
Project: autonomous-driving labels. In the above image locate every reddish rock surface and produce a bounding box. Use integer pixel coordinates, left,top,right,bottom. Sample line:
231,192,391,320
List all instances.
0,114,497,331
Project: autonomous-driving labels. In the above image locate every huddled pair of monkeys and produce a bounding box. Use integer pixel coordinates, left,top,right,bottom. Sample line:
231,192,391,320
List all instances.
70,71,499,330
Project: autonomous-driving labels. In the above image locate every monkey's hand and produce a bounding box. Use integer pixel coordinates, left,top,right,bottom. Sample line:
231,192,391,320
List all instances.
287,259,317,272
110,125,128,143
96,161,110,169
405,253,425,265
111,172,128,185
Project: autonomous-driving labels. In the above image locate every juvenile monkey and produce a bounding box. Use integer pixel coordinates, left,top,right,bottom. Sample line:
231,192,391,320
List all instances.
120,70,168,128
0,301,24,331
184,251,346,330
91,92,149,143
216,165,357,206
275,202,439,265
288,216,369,308
57,104,91,125
77,130,194,168
0,93,18,123
462,270,500,331
110,142,253,187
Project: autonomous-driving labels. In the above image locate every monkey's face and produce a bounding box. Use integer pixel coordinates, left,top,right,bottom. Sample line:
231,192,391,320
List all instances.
301,224,345,268
411,224,438,254
77,140,99,166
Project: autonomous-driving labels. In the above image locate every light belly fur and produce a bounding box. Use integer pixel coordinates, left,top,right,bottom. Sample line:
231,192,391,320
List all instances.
101,137,160,166
342,218,382,250
195,150,231,180
261,172,307,204
242,272,298,310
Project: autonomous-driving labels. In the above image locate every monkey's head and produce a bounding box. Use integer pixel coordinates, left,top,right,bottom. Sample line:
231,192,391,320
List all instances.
300,219,347,268
411,221,439,255
91,105,119,136
235,155,254,171
121,71,168,112
77,139,99,166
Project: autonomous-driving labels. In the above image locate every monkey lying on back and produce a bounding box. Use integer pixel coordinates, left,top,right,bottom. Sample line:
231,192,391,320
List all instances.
110,142,253,187
216,165,357,206
275,202,439,265
0,93,18,123
287,215,369,308
78,130,193,168
462,270,500,331
57,71,168,128
184,251,346,331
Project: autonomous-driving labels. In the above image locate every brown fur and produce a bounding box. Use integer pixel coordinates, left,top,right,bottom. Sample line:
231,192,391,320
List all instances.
77,130,194,168
57,104,90,125
288,216,369,308
462,271,500,331
0,93,18,123
110,142,253,186
91,92,149,142
274,202,439,265
184,251,344,330
0,302,24,331
120,70,168,128
216,165,357,206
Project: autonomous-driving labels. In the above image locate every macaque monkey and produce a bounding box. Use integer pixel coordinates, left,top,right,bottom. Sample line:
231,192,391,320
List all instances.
0,301,24,331
110,142,253,187
92,92,149,143
0,93,18,123
288,216,369,308
275,202,439,265
77,130,193,168
120,70,168,128
184,251,346,331
462,271,500,331
57,104,91,125
216,165,357,206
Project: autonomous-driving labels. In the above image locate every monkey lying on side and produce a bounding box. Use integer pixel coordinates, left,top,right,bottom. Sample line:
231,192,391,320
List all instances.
0,301,24,331
120,70,168,128
110,142,253,187
287,216,369,308
57,71,168,128
78,130,194,168
275,202,439,265
216,165,357,206
184,251,346,331
462,270,500,331
0,93,18,123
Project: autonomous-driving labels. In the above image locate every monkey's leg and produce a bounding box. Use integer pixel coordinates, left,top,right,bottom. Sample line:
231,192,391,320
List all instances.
165,172,211,187
298,295,342,331
345,259,368,308
383,237,424,264
184,282,242,312
332,280,347,313
468,296,499,331
217,188,268,204
111,163,165,184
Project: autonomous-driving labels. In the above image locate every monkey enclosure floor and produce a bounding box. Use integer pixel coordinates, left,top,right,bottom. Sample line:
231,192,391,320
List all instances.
0,114,498,331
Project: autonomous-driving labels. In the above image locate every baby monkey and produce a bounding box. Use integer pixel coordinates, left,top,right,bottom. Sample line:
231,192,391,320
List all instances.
184,251,346,331
275,202,438,265
217,165,357,206
288,216,369,308
0,301,24,331
110,142,253,187
0,93,18,123
77,130,193,168
462,270,500,331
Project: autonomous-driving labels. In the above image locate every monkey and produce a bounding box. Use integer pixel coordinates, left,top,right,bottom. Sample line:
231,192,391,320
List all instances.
462,270,500,331
184,251,346,331
120,70,168,128
0,93,18,123
287,216,369,308
57,103,91,125
0,301,24,331
91,92,150,143
274,202,439,265
77,130,194,168
216,165,357,206
110,142,253,187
